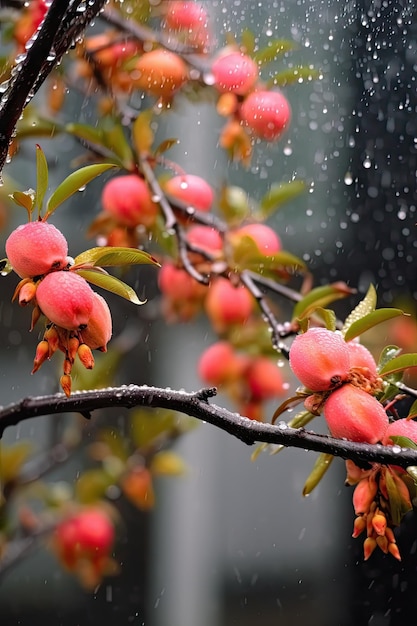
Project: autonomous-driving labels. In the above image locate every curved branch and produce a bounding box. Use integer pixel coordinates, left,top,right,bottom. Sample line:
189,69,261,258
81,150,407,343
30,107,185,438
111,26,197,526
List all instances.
1,385,417,469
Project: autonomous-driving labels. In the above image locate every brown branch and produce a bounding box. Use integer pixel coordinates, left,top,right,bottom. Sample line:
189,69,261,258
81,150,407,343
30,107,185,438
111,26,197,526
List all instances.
1,385,417,469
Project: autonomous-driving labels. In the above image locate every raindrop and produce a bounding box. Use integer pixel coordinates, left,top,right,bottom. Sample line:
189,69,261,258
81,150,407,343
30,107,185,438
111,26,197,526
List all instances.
344,171,353,185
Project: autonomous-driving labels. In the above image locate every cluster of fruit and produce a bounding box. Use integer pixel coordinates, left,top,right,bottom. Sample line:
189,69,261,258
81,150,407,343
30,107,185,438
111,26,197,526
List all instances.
289,326,417,561
6,220,112,396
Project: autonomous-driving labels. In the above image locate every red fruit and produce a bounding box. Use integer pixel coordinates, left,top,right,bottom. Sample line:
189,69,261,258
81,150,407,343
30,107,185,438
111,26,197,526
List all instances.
133,49,188,99
347,341,378,375
211,51,258,95
158,262,207,301
198,341,247,386
186,225,223,254
247,357,285,400
163,1,211,50
324,384,388,443
6,221,69,278
164,174,214,212
205,278,253,332
382,418,417,446
289,328,350,391
80,292,112,351
36,271,94,331
101,175,158,228
55,507,114,568
240,90,291,141
231,223,281,255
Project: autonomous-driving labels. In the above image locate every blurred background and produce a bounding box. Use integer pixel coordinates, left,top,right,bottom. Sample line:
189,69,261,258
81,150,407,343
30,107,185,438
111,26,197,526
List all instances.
1,1,417,625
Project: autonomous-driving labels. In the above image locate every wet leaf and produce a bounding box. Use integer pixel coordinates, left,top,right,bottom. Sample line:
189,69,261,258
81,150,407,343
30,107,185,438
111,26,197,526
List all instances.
45,163,118,218
378,345,402,370
390,436,417,451
103,121,135,168
407,400,417,420
253,39,297,64
151,451,187,476
0,442,32,484
266,66,320,88
342,284,376,336
303,453,334,496
66,122,106,148
385,469,412,526
73,246,159,268
258,180,306,218
232,236,305,275
133,110,154,155
343,309,404,342
75,269,145,304
9,190,35,213
131,410,177,449
75,469,114,504
379,353,417,377
292,282,354,322
35,144,48,212
0,258,13,276
241,28,255,54
154,138,179,157
219,184,253,223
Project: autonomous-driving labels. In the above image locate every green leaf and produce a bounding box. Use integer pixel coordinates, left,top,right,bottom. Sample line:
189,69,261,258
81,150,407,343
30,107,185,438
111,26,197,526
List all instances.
379,353,417,377
385,469,412,526
131,410,177,449
266,66,321,88
344,309,404,342
378,345,402,370
45,163,118,218
407,400,417,420
8,190,35,214
16,107,59,139
75,268,145,304
232,235,305,275
151,450,187,476
219,185,253,224
303,453,334,496
65,122,105,148
75,469,114,504
292,282,355,322
390,436,417,451
258,180,306,217
154,138,180,157
253,39,297,64
310,307,337,330
73,246,160,268
241,28,256,55
342,284,376,336
35,144,48,212
103,121,135,168
133,110,154,155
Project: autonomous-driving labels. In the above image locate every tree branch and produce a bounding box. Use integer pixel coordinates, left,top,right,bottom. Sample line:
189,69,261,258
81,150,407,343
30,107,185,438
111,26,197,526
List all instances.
1,385,417,469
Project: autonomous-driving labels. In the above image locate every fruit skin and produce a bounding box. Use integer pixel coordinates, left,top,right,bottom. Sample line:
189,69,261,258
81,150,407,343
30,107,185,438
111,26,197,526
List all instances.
230,223,281,255
54,507,114,569
186,225,223,254
36,271,94,331
101,175,158,228
198,341,248,386
246,357,285,400
81,292,112,351
133,49,188,99
211,52,258,95
382,418,417,446
289,328,350,391
164,174,214,212
347,341,378,375
323,384,388,443
205,277,253,332
240,90,291,141
6,221,69,278
163,1,211,51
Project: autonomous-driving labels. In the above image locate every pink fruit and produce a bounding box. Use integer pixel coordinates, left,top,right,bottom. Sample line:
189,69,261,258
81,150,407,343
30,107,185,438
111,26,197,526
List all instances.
198,341,248,386
36,271,94,330
186,225,223,254
55,507,114,567
382,418,417,446
6,220,69,278
289,328,350,391
163,1,211,50
324,384,388,443
211,51,258,95
101,175,158,228
231,223,281,255
81,292,112,351
164,174,214,212
240,90,291,141
347,341,378,375
247,357,285,400
158,261,207,301
133,49,188,99
205,277,253,331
